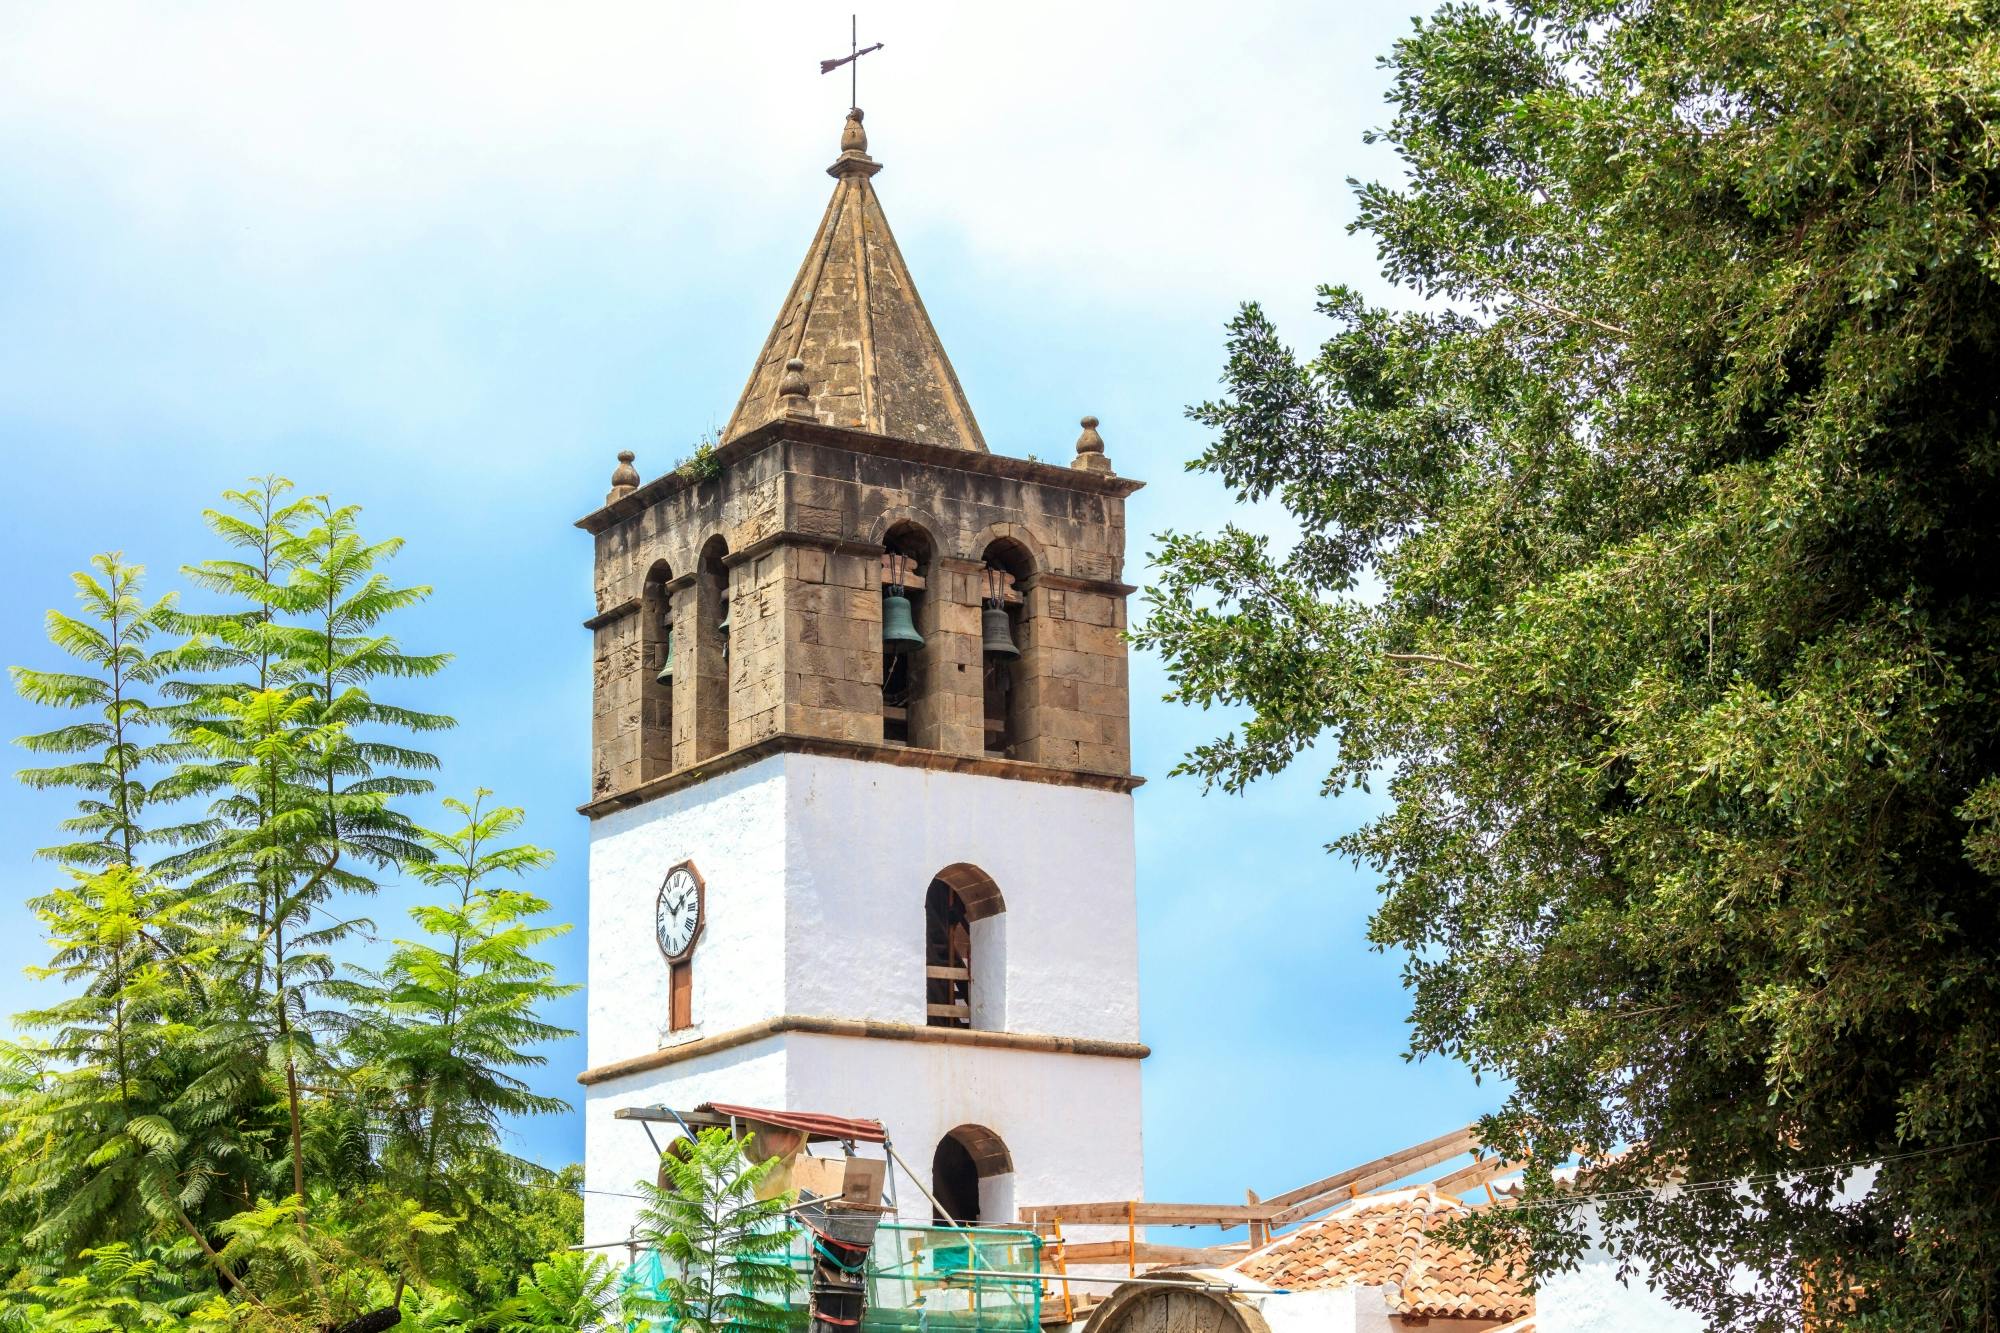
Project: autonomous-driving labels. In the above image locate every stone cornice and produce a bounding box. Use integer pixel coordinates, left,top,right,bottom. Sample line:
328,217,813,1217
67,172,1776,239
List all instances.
577,1014,1151,1086
579,733,1143,818
1021,571,1140,599
581,596,642,631
722,530,883,568
576,421,1144,535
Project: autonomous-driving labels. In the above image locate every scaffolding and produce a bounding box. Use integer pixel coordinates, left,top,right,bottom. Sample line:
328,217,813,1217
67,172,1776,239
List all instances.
621,1223,1045,1333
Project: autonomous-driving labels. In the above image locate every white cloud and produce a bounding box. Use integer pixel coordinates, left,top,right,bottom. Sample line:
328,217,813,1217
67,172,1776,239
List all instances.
0,1,1411,313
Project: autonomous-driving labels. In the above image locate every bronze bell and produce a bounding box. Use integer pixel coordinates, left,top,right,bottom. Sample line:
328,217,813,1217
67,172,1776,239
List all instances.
717,600,731,637
655,627,675,685
981,603,1020,660
882,591,924,654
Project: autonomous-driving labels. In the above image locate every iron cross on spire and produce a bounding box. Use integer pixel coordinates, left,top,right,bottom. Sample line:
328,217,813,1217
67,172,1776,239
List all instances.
819,14,883,111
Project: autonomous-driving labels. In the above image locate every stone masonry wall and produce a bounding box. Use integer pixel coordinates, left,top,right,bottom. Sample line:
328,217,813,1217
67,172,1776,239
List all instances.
586,424,1136,806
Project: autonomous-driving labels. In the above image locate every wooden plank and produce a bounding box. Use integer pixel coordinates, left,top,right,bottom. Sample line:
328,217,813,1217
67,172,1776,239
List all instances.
1020,1202,1275,1226
926,965,971,981
1429,1156,1527,1197
1263,1125,1479,1209
1059,1242,1239,1268
1264,1126,1482,1224
669,959,692,1032
1271,1138,1484,1226
880,555,927,590
926,1002,970,1020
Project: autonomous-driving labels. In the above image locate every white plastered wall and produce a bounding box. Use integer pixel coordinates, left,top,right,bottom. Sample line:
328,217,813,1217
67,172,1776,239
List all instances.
782,754,1140,1041
586,756,792,1070
582,1043,789,1249
583,750,1146,1251
783,1032,1144,1226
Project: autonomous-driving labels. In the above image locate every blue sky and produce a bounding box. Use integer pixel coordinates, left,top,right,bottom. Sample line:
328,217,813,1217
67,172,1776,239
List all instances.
0,2,1495,1211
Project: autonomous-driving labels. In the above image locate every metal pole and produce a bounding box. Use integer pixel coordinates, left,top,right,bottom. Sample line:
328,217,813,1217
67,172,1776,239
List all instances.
886,1139,962,1227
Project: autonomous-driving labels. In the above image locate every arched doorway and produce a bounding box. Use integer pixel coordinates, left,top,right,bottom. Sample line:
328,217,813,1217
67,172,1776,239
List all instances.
932,1124,1012,1225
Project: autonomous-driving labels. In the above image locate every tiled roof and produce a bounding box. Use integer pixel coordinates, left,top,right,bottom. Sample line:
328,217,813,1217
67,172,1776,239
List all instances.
1230,1187,1531,1322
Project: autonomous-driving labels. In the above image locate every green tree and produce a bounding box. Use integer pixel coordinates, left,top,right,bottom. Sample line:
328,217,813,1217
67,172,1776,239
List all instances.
1,1243,236,1332
173,490,451,1232
4,868,191,1258
1137,0,2000,1326
10,554,186,868
626,1128,799,1333
1,479,580,1324
331,792,575,1302
495,1251,614,1333
457,1165,586,1311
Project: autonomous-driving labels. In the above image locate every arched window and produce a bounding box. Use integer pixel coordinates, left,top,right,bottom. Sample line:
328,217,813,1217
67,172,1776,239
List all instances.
641,560,675,780
695,537,730,760
979,540,1033,757
932,1124,1013,1225
880,523,934,747
925,865,1005,1030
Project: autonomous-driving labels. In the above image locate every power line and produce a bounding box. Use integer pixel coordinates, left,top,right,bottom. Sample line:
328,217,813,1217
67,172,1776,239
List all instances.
1501,1134,2000,1212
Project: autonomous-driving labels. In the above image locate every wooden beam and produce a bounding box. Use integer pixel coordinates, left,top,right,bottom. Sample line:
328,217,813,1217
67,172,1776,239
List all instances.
1265,1126,1483,1225
925,965,971,981
1429,1156,1527,1197
926,1002,970,1021
1058,1242,1240,1268
1020,1202,1275,1226
880,554,928,590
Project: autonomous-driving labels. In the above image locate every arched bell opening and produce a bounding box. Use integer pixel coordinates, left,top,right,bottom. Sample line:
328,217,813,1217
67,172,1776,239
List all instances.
932,1124,1013,1225
695,536,731,761
925,864,1005,1030
979,538,1033,758
880,522,935,747
640,560,675,780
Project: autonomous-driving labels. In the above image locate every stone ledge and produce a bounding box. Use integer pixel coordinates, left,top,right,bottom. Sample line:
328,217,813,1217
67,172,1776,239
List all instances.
576,420,1144,535
577,1014,1151,1086
582,596,642,630
579,732,1144,817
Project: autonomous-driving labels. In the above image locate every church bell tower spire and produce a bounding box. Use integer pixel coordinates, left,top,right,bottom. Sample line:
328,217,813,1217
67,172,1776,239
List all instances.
579,107,1147,1254
723,109,988,452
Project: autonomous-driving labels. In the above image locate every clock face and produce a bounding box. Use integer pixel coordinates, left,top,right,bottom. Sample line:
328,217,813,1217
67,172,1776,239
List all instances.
656,864,703,961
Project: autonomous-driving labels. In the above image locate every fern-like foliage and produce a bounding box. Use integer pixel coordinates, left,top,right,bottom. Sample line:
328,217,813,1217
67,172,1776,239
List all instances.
626,1128,801,1333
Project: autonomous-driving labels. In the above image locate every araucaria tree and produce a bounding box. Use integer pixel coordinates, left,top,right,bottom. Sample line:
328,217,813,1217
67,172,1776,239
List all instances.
627,1127,799,1333
1138,1,2000,1327
2,482,584,1330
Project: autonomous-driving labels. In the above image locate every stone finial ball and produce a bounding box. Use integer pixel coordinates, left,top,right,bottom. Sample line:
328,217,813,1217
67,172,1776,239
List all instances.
607,449,641,501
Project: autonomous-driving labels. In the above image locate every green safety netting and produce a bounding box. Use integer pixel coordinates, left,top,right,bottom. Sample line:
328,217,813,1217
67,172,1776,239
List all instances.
621,1223,1044,1333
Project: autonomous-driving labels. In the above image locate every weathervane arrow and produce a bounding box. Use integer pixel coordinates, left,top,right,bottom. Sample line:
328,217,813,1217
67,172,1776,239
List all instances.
820,16,882,109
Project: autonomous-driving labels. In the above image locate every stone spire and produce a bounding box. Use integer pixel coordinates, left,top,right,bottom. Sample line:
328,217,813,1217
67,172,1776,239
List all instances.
722,109,987,452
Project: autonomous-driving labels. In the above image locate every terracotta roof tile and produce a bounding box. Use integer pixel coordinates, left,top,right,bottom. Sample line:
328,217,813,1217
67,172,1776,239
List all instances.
1230,1187,1530,1322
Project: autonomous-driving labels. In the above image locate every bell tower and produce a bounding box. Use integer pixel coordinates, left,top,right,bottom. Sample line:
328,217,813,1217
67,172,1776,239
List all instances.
579,110,1146,1247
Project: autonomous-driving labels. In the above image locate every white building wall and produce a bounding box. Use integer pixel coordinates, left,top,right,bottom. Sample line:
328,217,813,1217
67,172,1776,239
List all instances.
585,758,790,1070
582,751,1146,1250
783,1033,1145,1226
782,754,1140,1041
1537,1246,1703,1333
582,1043,790,1249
